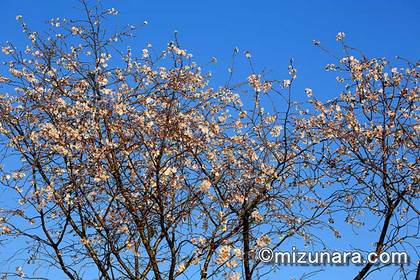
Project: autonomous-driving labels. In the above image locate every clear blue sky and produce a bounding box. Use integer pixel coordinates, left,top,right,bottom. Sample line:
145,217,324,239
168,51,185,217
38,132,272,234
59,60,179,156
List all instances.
0,0,419,279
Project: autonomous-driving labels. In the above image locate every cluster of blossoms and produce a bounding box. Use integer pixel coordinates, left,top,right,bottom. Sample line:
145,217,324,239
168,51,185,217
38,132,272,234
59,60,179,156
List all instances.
247,74,272,92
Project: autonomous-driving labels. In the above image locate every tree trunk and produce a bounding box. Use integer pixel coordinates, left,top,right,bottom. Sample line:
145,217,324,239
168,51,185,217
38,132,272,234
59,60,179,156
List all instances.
243,212,252,280
353,209,393,280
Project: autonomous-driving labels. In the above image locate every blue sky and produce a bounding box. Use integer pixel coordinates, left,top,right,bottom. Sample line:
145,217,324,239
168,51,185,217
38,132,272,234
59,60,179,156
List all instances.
1,0,419,100
0,0,419,279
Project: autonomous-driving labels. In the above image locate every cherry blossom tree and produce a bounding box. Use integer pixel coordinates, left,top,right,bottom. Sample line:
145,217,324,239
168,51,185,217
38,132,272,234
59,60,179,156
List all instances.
0,2,417,280
0,2,336,279
188,61,340,280
297,38,419,279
